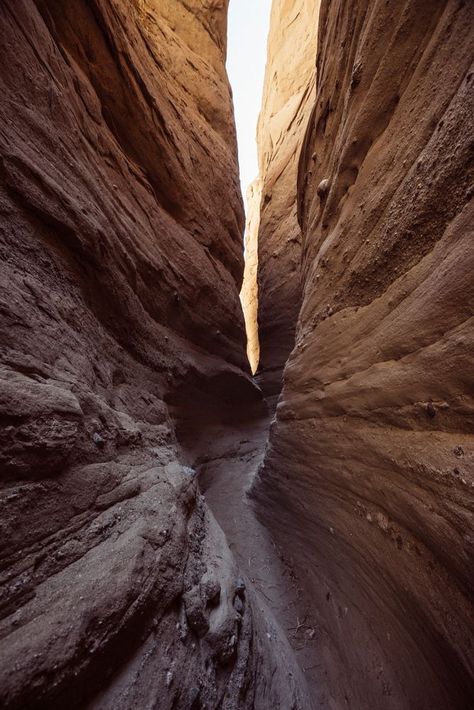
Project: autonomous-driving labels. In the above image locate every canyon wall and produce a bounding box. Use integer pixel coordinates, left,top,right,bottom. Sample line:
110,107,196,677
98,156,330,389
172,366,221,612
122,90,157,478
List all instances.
0,2,307,708
251,0,319,394
240,179,262,374
254,0,474,707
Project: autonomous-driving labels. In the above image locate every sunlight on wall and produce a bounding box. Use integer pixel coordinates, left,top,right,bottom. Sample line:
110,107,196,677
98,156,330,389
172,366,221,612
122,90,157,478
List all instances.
227,0,272,373
240,179,262,374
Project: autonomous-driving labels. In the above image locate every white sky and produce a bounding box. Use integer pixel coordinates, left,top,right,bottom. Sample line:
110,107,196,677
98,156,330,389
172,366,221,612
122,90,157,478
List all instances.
226,0,272,204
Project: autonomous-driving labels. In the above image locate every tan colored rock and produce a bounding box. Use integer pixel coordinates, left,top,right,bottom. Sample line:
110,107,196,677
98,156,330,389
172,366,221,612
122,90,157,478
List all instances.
240,179,262,374
252,0,319,394
253,0,474,708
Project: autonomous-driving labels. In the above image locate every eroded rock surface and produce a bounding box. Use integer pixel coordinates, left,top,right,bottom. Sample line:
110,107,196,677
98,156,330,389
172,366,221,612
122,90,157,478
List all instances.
0,1,306,707
254,0,474,707
3,0,474,707
250,0,319,394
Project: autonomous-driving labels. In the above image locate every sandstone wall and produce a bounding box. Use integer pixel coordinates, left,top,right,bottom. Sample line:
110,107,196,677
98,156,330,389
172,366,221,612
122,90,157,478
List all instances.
240,179,262,374
0,2,306,707
254,0,474,707
252,0,319,394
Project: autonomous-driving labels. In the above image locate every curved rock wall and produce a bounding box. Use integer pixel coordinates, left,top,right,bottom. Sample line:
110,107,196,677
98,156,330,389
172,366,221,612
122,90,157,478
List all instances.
0,2,307,708
252,0,319,394
254,0,474,707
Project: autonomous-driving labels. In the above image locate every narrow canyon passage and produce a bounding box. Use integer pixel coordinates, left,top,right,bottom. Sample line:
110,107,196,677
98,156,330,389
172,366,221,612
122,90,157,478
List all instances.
0,1,473,709
171,391,326,705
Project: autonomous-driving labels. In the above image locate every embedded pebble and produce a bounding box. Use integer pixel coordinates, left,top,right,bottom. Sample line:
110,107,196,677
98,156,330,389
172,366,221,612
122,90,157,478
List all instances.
92,432,104,446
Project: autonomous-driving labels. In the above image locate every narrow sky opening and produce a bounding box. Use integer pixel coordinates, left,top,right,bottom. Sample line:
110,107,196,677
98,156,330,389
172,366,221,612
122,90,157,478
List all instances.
226,0,272,206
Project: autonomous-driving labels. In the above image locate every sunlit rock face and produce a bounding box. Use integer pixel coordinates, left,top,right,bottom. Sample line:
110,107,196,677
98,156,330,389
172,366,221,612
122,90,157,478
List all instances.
253,0,474,708
240,179,262,374
0,2,306,708
253,0,319,395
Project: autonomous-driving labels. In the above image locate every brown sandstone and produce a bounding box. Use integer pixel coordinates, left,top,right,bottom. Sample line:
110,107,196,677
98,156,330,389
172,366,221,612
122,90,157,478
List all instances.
253,0,474,707
240,179,262,375
1,0,474,708
249,0,320,394
0,1,307,708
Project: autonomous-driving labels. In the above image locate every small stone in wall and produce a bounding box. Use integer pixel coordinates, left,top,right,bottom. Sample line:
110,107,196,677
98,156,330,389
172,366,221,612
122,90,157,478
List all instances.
92,432,105,447
235,577,246,595
202,579,221,607
317,178,330,198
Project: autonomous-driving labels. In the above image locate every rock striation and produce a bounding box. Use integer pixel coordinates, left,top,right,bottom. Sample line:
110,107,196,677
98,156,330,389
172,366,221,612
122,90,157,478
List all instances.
253,0,474,707
249,0,319,394
0,1,306,708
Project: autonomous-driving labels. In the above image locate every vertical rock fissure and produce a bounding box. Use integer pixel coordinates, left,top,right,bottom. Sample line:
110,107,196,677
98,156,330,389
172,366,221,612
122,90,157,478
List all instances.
1,1,473,709
241,0,320,397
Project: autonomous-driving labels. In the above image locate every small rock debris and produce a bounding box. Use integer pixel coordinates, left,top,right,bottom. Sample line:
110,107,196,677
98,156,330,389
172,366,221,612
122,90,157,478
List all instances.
317,178,330,198
235,577,246,595
92,432,104,447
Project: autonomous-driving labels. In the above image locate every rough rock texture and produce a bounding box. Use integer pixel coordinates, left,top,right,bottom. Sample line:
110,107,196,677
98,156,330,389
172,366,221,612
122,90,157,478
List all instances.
251,0,319,394
0,1,306,707
254,0,474,708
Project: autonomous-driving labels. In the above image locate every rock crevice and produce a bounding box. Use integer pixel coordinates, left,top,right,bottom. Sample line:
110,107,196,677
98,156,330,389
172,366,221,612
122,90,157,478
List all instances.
1,1,473,708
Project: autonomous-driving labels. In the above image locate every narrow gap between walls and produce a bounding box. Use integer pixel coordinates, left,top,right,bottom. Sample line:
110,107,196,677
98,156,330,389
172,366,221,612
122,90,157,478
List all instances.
226,0,273,374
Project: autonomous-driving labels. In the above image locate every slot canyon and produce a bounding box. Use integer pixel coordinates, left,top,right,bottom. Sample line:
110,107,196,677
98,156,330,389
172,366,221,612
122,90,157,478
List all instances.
0,0,473,708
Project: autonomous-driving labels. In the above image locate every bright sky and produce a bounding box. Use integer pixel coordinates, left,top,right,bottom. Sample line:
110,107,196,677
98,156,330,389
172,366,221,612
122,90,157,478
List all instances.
226,0,272,204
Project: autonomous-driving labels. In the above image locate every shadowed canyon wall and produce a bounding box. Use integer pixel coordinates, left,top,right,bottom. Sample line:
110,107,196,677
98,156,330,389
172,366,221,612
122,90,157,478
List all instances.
253,0,474,707
0,1,309,708
248,0,320,395
1,0,474,708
